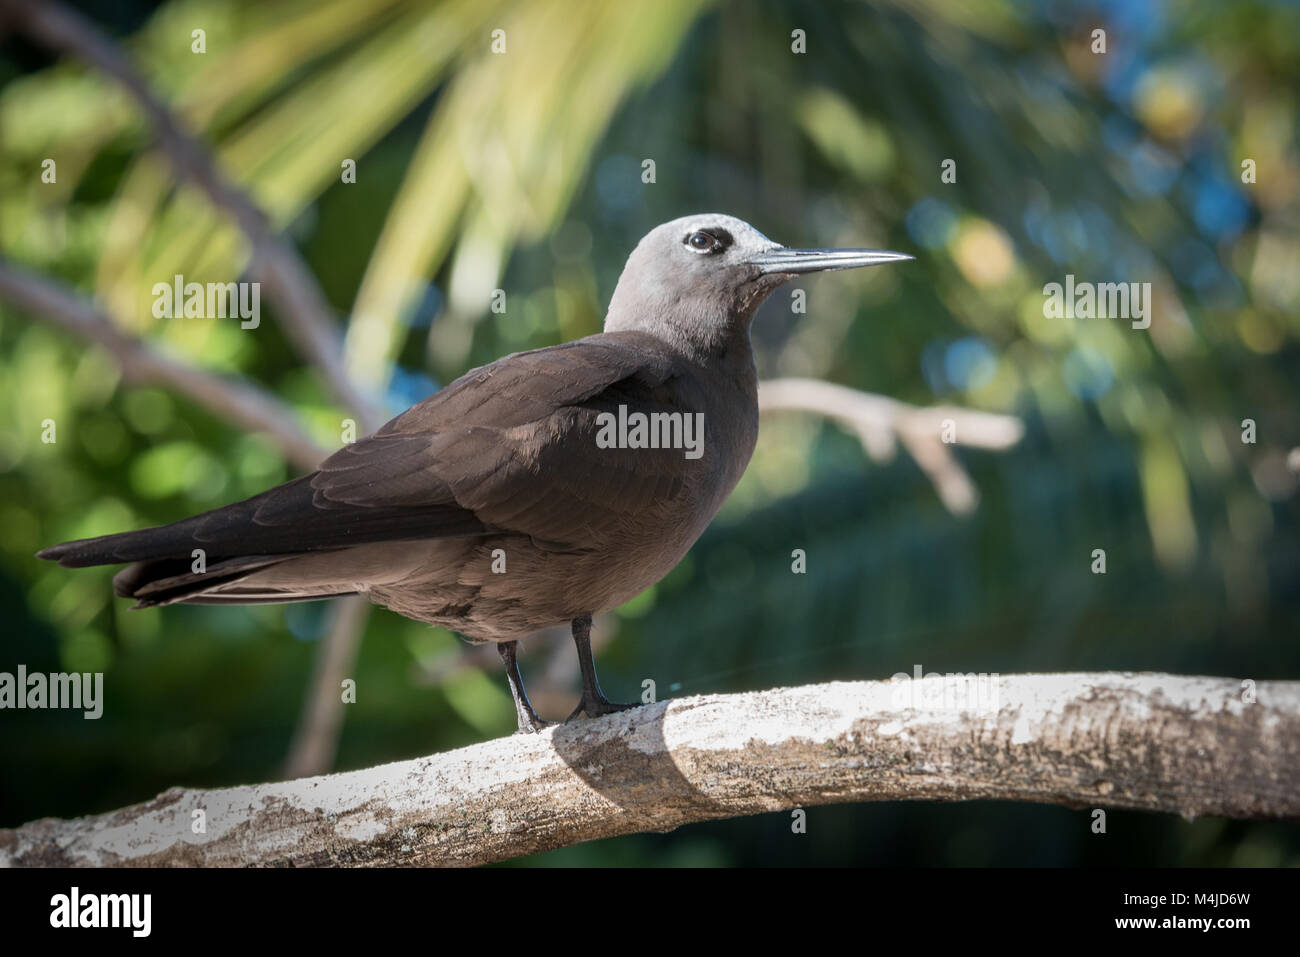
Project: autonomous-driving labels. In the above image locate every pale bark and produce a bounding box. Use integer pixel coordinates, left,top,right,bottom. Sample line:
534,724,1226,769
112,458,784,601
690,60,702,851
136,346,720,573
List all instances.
2,673,1294,868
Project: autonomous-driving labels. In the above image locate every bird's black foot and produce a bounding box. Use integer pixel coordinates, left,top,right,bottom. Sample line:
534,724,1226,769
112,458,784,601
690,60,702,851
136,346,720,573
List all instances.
565,614,639,723
565,694,640,723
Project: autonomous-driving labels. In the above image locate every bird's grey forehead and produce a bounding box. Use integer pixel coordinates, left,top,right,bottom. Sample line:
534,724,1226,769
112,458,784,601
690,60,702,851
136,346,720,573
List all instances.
651,214,775,247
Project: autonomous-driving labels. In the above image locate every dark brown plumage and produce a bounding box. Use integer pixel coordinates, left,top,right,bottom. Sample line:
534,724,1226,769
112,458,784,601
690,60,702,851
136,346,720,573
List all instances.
38,214,910,732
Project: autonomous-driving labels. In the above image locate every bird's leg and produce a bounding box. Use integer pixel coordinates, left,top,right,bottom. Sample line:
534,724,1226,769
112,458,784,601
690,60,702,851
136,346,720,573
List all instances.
498,640,549,734
566,614,640,722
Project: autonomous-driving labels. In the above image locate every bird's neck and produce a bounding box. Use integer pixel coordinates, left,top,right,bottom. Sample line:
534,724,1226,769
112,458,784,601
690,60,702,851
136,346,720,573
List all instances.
605,271,768,364
608,311,755,371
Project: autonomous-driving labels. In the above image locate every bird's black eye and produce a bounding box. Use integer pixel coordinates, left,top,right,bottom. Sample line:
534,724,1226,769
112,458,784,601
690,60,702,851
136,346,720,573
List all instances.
686,230,718,252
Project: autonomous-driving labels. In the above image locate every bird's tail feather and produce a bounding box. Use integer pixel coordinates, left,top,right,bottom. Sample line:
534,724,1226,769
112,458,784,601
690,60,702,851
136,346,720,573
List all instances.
112,552,362,608
114,554,280,607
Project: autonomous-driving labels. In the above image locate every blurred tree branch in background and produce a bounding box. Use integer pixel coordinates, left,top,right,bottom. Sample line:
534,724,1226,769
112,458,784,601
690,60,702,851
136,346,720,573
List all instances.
0,258,326,469
759,378,1024,514
3,0,385,780
5,0,384,431
282,593,371,779
3,674,1296,867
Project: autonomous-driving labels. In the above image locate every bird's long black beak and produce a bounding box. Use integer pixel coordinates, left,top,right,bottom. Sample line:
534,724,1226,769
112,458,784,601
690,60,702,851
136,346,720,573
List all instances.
748,247,913,275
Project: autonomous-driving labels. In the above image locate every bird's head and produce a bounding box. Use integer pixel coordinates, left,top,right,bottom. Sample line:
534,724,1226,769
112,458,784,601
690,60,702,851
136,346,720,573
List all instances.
605,213,911,354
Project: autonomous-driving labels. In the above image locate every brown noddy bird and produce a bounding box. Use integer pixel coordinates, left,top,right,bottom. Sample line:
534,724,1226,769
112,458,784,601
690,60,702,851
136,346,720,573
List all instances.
37,214,911,734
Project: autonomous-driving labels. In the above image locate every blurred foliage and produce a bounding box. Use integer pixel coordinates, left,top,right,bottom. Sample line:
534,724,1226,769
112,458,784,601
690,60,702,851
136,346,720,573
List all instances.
1,0,1298,865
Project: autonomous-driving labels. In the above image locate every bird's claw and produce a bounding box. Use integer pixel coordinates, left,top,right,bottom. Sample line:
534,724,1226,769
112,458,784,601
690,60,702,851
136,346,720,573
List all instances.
513,710,551,735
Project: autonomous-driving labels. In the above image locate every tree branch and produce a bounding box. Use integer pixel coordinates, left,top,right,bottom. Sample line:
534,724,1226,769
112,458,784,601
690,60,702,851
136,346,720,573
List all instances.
3,673,1294,867
282,595,370,781
6,0,384,432
758,377,1025,514
0,258,327,471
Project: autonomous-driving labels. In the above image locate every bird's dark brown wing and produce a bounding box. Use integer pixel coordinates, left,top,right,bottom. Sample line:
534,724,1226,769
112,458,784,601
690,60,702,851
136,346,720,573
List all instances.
311,330,701,544
39,331,698,568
